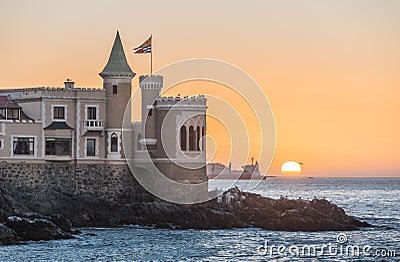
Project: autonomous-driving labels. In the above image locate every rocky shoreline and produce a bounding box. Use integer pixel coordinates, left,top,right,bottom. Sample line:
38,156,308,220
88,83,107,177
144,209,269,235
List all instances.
0,187,370,245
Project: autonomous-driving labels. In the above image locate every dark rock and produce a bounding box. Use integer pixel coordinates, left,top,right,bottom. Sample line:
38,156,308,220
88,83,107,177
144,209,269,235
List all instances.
5,216,74,241
12,211,75,234
0,223,20,245
49,214,74,233
0,187,28,222
119,187,370,232
1,184,370,234
205,188,371,231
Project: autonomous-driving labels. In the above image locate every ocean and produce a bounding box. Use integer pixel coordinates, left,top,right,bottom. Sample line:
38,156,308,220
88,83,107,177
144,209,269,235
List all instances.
1,177,399,261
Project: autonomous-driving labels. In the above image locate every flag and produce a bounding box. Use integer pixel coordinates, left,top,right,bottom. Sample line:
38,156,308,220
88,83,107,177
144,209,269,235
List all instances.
134,36,151,54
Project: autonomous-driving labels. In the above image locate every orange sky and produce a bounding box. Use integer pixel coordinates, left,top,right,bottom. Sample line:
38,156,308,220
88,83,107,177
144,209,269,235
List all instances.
0,0,399,177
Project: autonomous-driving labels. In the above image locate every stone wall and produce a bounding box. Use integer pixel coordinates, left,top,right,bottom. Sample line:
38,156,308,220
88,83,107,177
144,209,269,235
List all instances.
0,162,153,205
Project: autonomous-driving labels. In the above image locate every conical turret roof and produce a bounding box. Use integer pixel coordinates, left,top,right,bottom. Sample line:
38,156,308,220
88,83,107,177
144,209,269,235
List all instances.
100,31,135,77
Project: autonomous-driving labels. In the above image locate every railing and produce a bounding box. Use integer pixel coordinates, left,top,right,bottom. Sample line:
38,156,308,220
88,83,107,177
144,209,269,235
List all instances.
83,119,104,131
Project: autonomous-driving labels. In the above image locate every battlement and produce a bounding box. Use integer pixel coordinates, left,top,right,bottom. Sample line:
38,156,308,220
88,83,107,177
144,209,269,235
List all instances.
139,75,163,90
156,95,207,110
0,85,103,93
0,86,106,101
0,87,47,93
139,75,163,82
157,94,207,102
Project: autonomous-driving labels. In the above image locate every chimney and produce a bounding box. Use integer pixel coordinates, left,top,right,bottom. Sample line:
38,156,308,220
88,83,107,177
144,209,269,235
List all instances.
64,79,75,89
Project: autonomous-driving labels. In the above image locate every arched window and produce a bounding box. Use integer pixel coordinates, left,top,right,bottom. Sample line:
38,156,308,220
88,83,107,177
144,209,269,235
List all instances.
189,126,195,151
137,133,142,150
111,133,118,152
202,126,205,151
180,126,187,151
196,126,201,151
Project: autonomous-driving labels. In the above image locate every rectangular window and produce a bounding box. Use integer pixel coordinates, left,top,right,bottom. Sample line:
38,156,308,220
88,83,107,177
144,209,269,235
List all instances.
86,138,96,157
6,108,19,120
53,106,65,120
0,109,5,118
113,85,118,94
45,138,72,156
111,134,118,152
87,107,97,120
13,137,35,155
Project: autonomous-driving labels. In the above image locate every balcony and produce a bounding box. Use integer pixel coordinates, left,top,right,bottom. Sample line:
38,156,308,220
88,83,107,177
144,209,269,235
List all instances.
82,119,104,133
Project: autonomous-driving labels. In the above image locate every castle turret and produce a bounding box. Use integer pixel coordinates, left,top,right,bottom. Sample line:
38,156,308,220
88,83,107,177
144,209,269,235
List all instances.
100,31,135,159
139,75,163,150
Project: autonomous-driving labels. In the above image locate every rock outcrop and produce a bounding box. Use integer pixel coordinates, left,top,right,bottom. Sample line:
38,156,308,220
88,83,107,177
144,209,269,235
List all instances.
117,187,370,231
5,216,74,241
0,188,76,244
0,186,370,245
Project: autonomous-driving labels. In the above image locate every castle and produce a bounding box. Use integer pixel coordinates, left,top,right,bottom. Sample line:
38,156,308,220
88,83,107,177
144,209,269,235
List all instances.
0,32,208,192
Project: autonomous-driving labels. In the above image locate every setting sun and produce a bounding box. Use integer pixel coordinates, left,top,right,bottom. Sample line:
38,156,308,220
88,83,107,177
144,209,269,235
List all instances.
281,161,302,174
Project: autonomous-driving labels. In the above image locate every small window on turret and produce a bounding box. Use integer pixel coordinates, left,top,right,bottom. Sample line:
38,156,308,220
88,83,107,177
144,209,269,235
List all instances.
113,85,118,94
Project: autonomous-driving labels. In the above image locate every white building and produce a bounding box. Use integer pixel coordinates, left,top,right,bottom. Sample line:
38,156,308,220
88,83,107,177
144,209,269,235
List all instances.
0,31,208,184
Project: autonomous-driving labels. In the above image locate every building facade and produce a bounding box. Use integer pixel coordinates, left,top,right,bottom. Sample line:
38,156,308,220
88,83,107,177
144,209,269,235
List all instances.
0,32,207,185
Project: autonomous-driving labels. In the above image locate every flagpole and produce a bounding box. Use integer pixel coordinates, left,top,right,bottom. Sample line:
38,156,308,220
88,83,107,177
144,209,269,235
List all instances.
133,35,152,75
150,34,153,75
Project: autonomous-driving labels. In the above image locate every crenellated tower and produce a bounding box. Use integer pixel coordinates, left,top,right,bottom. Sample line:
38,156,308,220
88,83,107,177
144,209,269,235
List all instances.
139,75,163,152
100,31,136,159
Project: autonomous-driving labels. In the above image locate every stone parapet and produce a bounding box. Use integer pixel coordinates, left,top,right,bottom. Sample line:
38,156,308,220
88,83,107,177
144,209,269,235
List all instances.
0,87,106,101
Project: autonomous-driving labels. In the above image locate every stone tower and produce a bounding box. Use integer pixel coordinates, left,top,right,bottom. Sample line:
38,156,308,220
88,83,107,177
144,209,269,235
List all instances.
139,75,163,152
100,31,136,159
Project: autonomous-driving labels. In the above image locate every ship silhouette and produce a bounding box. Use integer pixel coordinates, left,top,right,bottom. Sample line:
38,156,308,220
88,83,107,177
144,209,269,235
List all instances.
207,157,264,180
